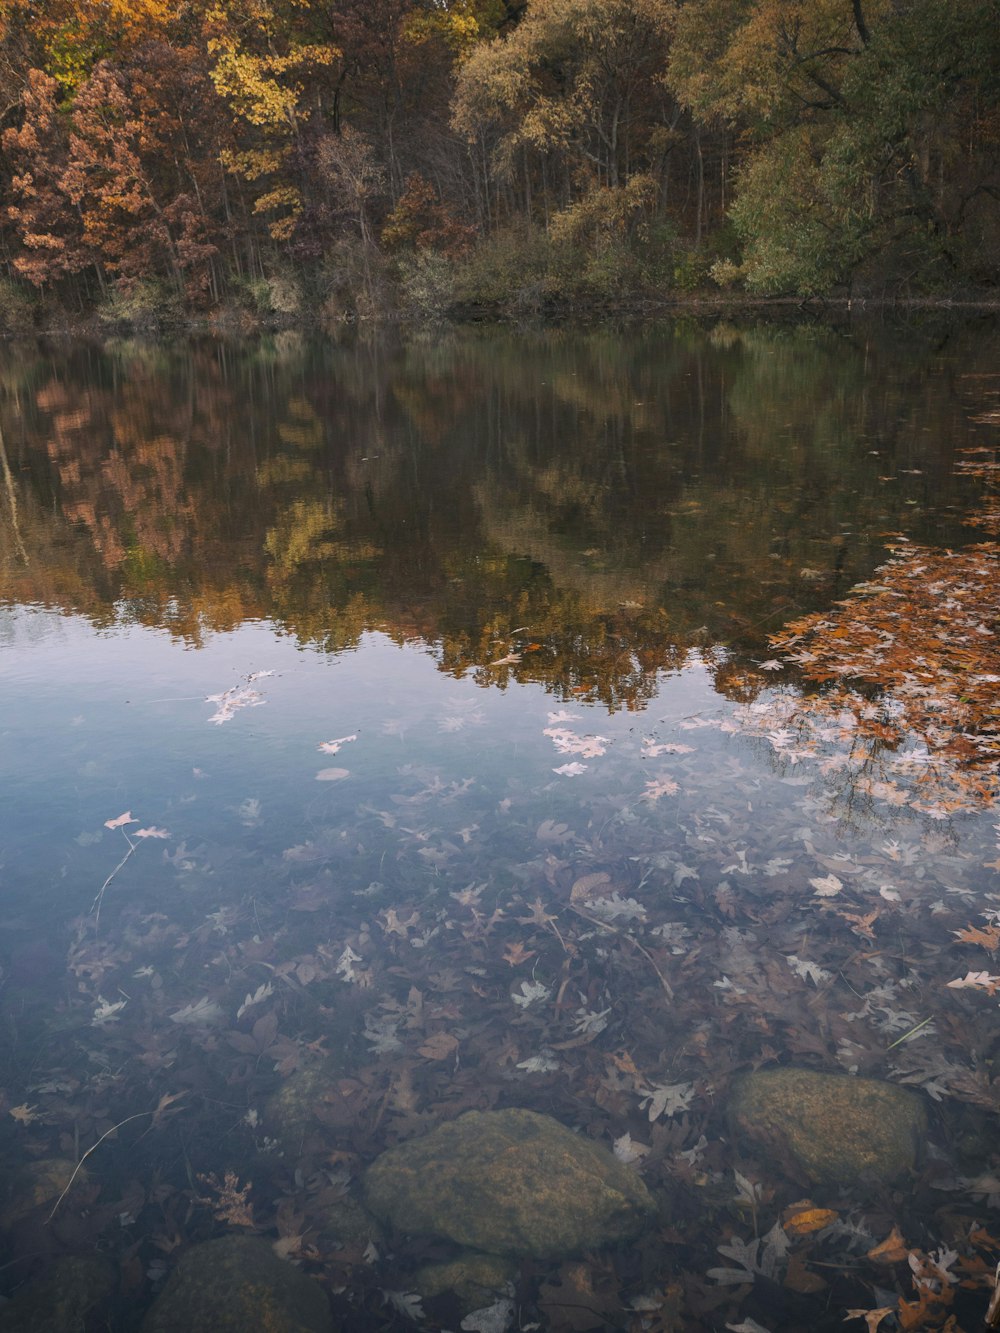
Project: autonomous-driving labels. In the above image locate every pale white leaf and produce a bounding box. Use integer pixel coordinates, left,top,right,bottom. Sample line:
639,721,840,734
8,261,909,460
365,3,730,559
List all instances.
810,873,843,897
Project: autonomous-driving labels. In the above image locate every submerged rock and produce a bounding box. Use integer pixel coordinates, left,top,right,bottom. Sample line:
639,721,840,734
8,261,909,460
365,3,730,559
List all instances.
139,1235,332,1333
730,1067,927,1185
2,1256,114,1332
265,1063,339,1149
364,1108,655,1258
415,1253,517,1310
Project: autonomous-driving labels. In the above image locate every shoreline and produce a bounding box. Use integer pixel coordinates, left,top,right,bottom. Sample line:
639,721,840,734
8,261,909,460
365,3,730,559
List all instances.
3,289,1000,343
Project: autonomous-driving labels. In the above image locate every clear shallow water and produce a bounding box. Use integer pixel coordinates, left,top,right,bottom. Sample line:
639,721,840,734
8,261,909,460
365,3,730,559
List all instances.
1,318,999,1331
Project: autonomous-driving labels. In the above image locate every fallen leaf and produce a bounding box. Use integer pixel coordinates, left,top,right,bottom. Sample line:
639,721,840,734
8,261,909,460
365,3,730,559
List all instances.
570,871,612,902
418,1031,459,1061
810,873,843,897
104,811,136,830
783,1207,838,1236
867,1226,909,1263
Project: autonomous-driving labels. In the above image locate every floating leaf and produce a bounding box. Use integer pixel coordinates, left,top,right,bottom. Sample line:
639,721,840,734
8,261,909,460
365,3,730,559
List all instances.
317,734,357,754
104,811,136,830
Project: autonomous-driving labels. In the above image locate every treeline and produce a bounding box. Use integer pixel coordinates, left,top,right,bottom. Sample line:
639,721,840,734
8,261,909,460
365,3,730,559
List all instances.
0,0,997,324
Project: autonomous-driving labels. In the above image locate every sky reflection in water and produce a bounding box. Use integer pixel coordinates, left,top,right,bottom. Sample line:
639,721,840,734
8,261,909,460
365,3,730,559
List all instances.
1,319,999,1331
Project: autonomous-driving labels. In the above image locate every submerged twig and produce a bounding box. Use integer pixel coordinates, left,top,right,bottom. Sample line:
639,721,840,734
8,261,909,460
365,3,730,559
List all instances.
566,903,674,999
886,1015,934,1050
46,1111,150,1223
90,831,138,927
47,1090,187,1223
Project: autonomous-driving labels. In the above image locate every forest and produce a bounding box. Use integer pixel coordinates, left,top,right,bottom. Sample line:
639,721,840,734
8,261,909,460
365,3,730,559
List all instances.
0,0,998,327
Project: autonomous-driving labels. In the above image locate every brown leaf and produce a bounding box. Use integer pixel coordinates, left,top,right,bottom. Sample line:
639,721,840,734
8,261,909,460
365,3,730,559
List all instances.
503,940,537,967
418,1031,459,1061
844,1308,895,1333
783,1251,827,1294
570,872,611,903
867,1226,909,1263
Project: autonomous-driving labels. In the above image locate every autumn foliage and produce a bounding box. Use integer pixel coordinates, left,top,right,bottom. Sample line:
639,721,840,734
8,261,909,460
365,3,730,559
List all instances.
0,0,997,318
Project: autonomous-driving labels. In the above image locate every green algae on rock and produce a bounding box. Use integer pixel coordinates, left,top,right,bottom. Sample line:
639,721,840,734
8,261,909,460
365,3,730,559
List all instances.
139,1235,332,1333
364,1108,655,1258
2,1256,114,1333
730,1068,927,1185
415,1253,518,1311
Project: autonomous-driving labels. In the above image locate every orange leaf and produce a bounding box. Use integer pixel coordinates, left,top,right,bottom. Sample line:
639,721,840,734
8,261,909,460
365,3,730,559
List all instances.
845,1308,895,1333
784,1207,838,1237
867,1226,909,1263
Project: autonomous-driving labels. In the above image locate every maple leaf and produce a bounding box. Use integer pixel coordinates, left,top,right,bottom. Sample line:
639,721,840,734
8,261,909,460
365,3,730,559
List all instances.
135,826,170,839
643,776,679,800
553,761,587,776
9,1102,40,1124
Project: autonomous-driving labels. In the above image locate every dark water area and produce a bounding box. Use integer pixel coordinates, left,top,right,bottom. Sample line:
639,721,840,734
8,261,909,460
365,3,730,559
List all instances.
0,317,999,1332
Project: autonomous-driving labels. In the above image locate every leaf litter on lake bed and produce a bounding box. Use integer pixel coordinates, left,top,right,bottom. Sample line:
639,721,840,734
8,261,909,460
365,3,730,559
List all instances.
18,474,1000,1332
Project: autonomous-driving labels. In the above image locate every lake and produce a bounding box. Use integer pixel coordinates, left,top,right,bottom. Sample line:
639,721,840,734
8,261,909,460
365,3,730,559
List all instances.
1,316,999,1331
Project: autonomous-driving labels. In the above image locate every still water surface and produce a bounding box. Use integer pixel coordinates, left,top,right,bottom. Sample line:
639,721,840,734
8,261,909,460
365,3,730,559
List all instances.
1,319,999,1330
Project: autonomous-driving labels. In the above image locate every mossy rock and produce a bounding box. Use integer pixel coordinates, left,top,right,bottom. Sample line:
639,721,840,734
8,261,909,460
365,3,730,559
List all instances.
264,1064,337,1148
2,1256,114,1332
415,1252,517,1311
325,1194,383,1248
139,1235,332,1333
730,1068,927,1185
364,1108,655,1258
